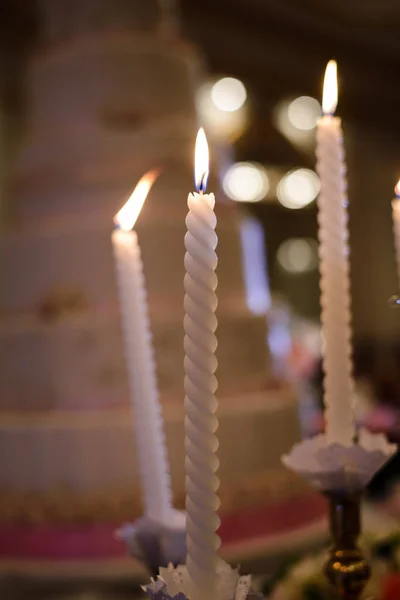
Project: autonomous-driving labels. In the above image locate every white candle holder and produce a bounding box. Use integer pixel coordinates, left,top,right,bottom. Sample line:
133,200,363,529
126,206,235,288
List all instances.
282,430,396,599
143,561,262,600
117,510,186,577
283,431,396,492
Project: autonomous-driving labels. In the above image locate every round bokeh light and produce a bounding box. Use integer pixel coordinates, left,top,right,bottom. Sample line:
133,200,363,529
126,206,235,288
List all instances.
211,77,247,113
287,96,321,131
277,168,320,209
277,238,318,274
223,162,269,203
196,81,248,141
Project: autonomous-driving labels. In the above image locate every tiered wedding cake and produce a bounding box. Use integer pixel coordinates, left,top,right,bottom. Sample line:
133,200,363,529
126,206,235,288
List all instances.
0,0,307,556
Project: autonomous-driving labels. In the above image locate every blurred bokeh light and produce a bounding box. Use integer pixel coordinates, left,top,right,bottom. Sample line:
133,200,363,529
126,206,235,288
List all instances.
273,97,320,151
210,77,247,112
287,96,320,131
277,168,320,209
277,238,318,273
223,162,269,202
196,80,249,141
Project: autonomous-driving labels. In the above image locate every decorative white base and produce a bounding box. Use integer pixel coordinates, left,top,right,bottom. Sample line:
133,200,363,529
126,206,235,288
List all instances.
117,511,186,572
283,431,396,491
144,560,261,600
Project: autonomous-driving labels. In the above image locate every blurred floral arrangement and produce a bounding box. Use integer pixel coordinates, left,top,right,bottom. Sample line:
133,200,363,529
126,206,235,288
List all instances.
263,530,400,600
267,298,322,379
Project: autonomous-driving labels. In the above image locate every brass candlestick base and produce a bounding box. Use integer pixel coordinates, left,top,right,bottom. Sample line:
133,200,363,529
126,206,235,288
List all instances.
324,491,371,600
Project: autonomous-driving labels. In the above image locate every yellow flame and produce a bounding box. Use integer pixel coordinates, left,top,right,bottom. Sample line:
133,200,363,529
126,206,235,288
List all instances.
114,170,159,231
194,128,209,192
395,179,400,197
322,60,338,115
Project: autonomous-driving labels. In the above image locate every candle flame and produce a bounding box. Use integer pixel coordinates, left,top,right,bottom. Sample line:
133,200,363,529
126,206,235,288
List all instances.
322,60,338,115
395,179,400,198
194,128,209,193
114,170,159,231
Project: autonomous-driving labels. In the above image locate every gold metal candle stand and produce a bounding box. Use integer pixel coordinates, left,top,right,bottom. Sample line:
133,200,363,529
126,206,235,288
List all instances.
324,490,371,600
282,430,395,598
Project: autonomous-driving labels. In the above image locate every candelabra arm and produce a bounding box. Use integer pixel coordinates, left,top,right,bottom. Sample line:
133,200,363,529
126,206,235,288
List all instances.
324,491,370,600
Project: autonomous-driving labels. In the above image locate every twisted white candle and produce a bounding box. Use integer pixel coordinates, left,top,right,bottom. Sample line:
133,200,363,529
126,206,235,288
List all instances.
184,129,220,600
112,173,172,523
315,60,355,445
392,181,400,288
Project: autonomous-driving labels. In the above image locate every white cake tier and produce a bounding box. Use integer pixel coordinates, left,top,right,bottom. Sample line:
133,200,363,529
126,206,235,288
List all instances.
15,35,201,222
0,202,250,315
0,388,300,496
26,35,200,132
0,308,267,411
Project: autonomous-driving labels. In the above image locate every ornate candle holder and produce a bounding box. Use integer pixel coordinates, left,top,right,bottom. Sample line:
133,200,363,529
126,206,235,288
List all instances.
283,430,396,600
324,490,370,599
143,560,263,600
117,510,186,577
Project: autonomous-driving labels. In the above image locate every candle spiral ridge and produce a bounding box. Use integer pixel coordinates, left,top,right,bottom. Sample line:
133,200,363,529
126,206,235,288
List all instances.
113,230,172,522
184,192,221,599
316,118,355,445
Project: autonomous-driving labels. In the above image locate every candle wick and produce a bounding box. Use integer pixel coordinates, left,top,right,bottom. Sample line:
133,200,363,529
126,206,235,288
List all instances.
196,172,207,194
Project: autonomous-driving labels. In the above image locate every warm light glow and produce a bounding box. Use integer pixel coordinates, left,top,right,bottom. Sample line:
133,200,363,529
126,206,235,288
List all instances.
287,96,320,131
277,169,320,209
196,82,249,142
210,77,247,112
395,179,400,198
273,98,319,150
277,238,318,274
322,60,338,115
195,128,209,192
114,170,159,231
223,162,269,203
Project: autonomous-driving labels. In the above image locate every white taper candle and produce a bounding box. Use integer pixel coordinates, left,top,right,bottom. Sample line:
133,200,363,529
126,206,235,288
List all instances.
184,129,221,600
316,60,355,445
392,181,400,288
113,172,172,523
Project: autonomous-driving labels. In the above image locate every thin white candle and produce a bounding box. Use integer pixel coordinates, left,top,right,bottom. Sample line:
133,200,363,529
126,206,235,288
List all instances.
184,128,220,600
112,171,172,523
392,180,400,288
316,60,355,445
